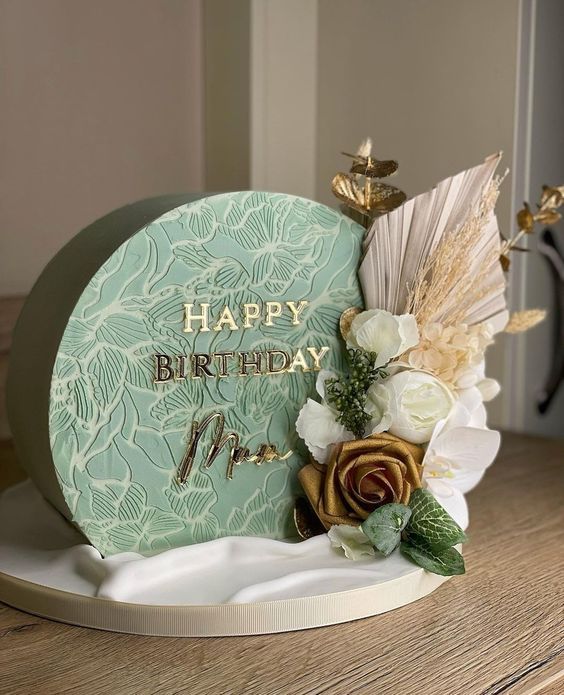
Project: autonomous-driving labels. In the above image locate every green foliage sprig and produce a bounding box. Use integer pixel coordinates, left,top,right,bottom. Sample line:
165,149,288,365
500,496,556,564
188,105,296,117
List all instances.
361,488,467,576
324,349,387,438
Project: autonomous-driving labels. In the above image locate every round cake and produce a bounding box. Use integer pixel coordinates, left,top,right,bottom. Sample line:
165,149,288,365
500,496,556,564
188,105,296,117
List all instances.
7,191,364,555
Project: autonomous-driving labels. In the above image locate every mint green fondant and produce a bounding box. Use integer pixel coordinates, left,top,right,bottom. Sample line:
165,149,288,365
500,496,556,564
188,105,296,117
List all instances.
49,192,364,555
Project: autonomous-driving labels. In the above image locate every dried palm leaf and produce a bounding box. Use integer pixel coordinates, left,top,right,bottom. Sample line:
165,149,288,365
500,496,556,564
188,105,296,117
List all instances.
359,153,508,332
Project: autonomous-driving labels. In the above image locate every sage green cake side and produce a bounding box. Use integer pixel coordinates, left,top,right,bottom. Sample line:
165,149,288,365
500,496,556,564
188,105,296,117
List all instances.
13,191,365,556
7,194,203,524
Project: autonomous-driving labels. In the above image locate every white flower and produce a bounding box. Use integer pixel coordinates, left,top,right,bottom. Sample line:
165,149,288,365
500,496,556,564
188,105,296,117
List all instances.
327,524,375,561
347,309,419,367
380,369,455,444
423,402,501,529
477,377,501,402
365,382,392,434
295,370,354,464
457,359,501,402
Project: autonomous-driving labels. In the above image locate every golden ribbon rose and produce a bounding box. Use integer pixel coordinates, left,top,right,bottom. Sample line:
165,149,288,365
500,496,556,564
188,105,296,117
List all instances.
298,432,424,529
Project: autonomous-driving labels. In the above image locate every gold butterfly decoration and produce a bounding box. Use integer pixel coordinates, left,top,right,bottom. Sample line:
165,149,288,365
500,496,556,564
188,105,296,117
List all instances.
332,137,406,228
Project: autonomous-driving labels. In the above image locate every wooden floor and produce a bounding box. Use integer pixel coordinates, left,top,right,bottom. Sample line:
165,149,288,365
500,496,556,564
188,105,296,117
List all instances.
0,432,563,695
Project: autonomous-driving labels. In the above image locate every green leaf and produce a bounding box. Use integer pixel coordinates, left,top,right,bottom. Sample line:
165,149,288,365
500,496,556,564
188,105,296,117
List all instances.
400,539,465,576
407,488,467,551
361,503,411,556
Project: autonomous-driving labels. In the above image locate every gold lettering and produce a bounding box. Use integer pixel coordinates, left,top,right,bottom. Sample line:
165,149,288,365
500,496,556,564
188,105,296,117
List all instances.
288,349,310,372
266,349,291,374
192,353,214,378
175,355,187,380
264,301,282,326
154,354,174,383
177,412,293,484
239,351,262,376
183,303,210,333
242,303,261,328
213,351,234,377
213,305,239,332
306,346,330,370
286,300,309,325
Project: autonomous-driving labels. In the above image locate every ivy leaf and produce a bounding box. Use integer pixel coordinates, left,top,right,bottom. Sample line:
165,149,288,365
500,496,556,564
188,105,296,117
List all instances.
408,488,467,551
400,539,465,576
361,503,411,556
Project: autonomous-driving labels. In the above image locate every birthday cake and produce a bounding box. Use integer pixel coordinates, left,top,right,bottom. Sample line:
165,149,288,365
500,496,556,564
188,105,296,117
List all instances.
7,140,552,580
8,191,364,556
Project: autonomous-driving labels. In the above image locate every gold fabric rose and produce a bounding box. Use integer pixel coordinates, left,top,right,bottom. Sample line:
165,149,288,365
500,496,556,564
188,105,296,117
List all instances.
298,432,424,529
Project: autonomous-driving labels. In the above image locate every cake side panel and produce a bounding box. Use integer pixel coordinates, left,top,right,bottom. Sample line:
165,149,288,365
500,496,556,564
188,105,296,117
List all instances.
48,192,365,555
7,194,206,519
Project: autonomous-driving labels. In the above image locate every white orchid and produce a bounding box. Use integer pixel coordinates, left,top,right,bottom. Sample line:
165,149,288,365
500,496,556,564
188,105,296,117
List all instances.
295,370,354,464
423,401,501,529
327,524,375,561
456,358,500,405
347,309,419,367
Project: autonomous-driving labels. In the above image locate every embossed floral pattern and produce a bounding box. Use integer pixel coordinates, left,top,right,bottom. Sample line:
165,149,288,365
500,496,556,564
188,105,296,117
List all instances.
49,192,364,555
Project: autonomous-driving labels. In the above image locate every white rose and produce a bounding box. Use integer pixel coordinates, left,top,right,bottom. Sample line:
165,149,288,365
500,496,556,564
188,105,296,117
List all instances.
347,309,419,368
382,369,455,444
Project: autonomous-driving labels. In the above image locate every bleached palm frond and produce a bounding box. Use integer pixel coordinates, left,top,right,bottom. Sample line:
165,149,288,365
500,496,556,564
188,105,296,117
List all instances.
359,153,508,332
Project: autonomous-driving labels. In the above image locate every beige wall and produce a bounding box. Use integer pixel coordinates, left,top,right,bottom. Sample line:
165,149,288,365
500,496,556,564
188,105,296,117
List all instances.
204,0,250,191
250,0,318,199
315,0,521,428
316,0,519,220
0,0,204,295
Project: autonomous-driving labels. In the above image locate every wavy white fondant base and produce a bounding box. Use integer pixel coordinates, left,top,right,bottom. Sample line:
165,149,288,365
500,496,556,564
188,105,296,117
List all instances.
0,482,452,636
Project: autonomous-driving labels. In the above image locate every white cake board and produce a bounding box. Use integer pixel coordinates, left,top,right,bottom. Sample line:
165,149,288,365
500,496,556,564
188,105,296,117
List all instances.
0,482,450,636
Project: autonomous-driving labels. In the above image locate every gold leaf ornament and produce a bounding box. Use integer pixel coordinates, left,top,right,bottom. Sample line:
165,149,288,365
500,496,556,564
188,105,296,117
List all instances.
344,155,399,178
331,174,406,217
342,136,399,178
534,208,562,226
540,185,564,209
516,203,534,234
332,137,406,226
339,306,362,341
293,497,325,540
505,183,564,270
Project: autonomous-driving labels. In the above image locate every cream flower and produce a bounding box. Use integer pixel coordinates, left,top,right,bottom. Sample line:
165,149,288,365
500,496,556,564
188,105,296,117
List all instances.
380,369,455,444
347,309,419,367
423,401,501,529
457,359,500,403
327,524,376,560
405,321,494,389
295,370,354,464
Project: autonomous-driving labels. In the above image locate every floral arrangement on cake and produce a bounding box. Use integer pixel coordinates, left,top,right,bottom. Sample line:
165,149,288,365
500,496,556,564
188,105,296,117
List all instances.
294,140,562,576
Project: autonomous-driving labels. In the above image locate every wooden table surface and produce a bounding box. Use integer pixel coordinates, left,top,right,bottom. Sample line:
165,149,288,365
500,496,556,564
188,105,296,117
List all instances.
0,432,563,695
